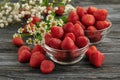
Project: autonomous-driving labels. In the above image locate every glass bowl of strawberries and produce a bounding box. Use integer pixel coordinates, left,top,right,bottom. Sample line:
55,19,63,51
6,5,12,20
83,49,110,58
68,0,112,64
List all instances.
43,25,89,65
84,20,112,44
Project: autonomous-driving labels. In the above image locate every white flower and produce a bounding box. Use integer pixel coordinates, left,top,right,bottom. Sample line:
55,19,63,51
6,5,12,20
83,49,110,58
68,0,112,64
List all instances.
0,13,3,18
27,24,33,33
40,21,47,29
62,0,67,4
33,38,40,45
54,7,58,11
0,23,4,28
18,27,24,33
26,38,33,44
50,21,57,27
46,15,54,21
48,10,52,14
58,19,64,26
38,27,46,35
13,33,21,38
7,18,13,23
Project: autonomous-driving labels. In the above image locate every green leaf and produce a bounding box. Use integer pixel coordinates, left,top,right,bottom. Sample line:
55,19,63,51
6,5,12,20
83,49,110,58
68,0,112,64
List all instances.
42,0,49,6
61,16,67,23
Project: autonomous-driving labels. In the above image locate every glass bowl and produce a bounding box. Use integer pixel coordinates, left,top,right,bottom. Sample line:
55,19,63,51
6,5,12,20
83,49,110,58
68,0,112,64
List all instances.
84,20,112,44
43,39,89,65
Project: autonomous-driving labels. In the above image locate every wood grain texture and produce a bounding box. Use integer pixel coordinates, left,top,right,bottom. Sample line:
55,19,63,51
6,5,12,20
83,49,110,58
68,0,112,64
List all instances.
0,0,120,80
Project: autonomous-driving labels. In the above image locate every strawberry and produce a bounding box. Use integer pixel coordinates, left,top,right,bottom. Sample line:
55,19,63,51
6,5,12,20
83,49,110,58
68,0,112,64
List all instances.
18,46,31,55
81,14,95,26
51,26,64,39
30,51,46,68
86,26,97,38
23,24,28,33
68,10,79,24
49,38,62,49
61,37,75,50
87,6,97,15
32,16,41,24
93,9,108,21
54,52,67,61
85,45,97,58
40,60,55,74
45,33,52,45
63,22,74,33
32,45,46,55
12,37,24,46
18,49,31,63
90,34,102,43
65,33,75,42
23,22,35,33
76,6,87,18
72,23,84,38
76,36,88,48
89,51,105,67
55,6,64,16
96,21,110,30
75,21,86,30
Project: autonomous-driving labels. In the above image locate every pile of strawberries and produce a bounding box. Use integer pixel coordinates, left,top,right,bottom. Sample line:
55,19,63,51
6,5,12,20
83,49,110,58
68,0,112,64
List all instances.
17,45,55,74
68,6,111,43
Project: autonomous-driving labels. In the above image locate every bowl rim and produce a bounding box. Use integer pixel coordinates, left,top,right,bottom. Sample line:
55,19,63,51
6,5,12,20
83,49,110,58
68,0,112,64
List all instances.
43,37,90,52
84,19,112,32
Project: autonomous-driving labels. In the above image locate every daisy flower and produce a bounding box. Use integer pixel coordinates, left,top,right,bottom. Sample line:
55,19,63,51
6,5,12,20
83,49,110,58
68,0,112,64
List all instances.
40,21,47,29
50,20,57,27
38,27,46,35
13,33,21,38
18,27,24,33
26,38,33,44
33,38,40,45
46,15,54,21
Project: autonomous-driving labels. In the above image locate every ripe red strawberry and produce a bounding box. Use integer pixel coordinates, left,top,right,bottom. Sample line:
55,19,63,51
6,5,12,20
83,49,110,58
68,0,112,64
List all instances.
70,50,81,60
85,45,97,58
89,51,105,67
32,45,46,55
87,6,97,15
23,24,28,33
68,10,79,24
76,36,88,48
61,37,75,50
49,38,62,49
40,60,55,74
18,49,31,63
81,14,95,26
63,22,74,33
18,46,31,55
45,33,52,45
72,23,84,38
90,34,102,43
54,52,67,61
76,6,87,18
30,51,46,68
51,26,64,39
65,33,75,42
12,37,24,46
93,9,108,21
96,21,110,30
32,16,41,24
55,6,65,16
86,26,97,38
75,21,86,30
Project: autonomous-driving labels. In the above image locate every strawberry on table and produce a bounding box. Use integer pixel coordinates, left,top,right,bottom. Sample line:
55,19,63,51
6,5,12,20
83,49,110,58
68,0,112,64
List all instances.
89,51,105,68
93,9,108,21
12,37,24,47
76,6,87,18
18,46,31,55
51,26,64,39
40,60,55,74
18,49,31,63
67,10,79,24
81,14,95,26
32,45,46,55
96,21,110,30
55,6,65,16
30,51,46,68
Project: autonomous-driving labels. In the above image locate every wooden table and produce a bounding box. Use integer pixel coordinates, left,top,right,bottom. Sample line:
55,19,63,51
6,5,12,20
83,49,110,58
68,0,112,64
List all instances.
0,0,120,80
